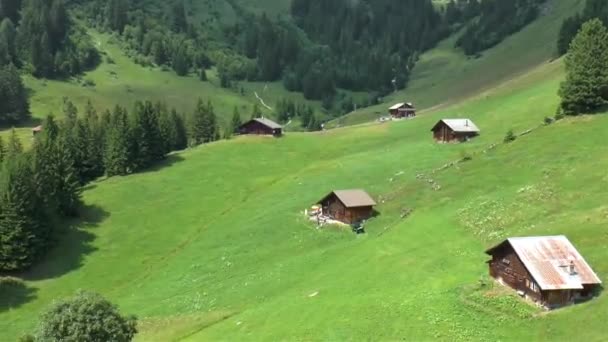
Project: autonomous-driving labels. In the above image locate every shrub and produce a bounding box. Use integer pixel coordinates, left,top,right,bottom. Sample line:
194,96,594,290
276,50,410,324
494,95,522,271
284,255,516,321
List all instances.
544,116,554,125
82,79,96,87
106,56,116,64
459,150,473,162
504,129,516,143
34,291,137,342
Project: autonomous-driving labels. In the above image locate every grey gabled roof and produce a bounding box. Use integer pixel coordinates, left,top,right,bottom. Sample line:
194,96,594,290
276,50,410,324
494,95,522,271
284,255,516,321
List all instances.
252,117,282,130
432,119,480,133
486,236,602,290
319,189,377,208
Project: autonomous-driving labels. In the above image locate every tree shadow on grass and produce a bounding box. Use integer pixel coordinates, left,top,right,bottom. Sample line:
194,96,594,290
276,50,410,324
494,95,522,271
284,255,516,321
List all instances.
0,277,37,312
139,153,185,174
19,204,110,281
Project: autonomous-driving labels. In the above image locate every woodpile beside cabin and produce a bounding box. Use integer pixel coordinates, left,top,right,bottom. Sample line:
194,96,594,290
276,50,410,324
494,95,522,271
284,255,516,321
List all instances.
239,117,283,137
431,119,479,143
317,190,376,224
388,102,416,119
486,236,602,309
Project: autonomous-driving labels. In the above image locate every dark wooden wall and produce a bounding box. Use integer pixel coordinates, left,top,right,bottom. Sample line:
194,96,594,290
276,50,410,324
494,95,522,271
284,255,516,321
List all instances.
488,245,542,302
320,196,373,224
240,121,282,136
432,122,477,143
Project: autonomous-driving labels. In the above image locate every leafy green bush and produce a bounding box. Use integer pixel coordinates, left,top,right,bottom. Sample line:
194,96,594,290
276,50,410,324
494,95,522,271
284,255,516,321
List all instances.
35,291,137,342
504,129,517,143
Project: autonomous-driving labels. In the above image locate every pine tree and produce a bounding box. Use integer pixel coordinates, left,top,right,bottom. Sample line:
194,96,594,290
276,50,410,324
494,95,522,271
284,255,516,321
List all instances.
104,106,131,176
172,43,189,76
171,0,188,33
0,64,30,124
83,100,105,179
6,127,22,159
0,153,44,271
172,109,188,151
131,101,164,169
230,106,242,134
251,103,262,119
157,103,176,154
559,19,608,115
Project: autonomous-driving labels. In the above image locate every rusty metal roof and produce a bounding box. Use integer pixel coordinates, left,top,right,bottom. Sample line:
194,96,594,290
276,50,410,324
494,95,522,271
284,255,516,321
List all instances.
319,190,377,208
487,236,602,290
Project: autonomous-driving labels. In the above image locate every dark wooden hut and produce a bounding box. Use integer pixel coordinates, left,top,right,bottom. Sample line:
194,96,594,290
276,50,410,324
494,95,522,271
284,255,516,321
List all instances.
431,119,479,143
486,236,602,309
317,190,377,224
388,102,416,119
239,117,283,137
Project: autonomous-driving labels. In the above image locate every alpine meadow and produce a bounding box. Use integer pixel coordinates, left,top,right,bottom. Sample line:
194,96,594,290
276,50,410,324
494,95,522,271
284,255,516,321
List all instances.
2,0,608,341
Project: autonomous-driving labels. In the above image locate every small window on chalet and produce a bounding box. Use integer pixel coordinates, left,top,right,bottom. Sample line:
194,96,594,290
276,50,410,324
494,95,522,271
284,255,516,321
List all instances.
501,258,510,265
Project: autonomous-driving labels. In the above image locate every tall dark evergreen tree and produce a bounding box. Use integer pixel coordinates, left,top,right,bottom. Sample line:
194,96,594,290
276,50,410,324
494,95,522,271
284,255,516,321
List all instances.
131,101,164,169
230,106,242,134
559,19,608,115
171,0,187,33
104,105,131,176
0,153,43,271
0,63,29,123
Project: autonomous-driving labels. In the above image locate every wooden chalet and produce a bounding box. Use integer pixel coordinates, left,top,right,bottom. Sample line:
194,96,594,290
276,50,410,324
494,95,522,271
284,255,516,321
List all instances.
486,236,602,309
388,102,416,119
317,189,377,225
32,125,43,136
431,118,479,143
239,117,283,137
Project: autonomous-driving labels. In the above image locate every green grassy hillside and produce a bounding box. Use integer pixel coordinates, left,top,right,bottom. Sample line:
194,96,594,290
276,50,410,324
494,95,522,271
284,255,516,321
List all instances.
4,51,608,341
333,0,585,127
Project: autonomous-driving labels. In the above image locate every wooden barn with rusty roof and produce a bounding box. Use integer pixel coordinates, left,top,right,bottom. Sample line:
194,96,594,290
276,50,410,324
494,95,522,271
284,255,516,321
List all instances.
317,190,377,225
486,236,602,309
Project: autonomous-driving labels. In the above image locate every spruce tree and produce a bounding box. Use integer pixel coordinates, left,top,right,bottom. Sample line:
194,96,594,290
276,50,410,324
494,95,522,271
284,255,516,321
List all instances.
0,153,45,271
190,99,206,146
104,106,131,176
6,128,22,159
251,103,262,119
131,101,164,169
171,109,188,151
559,19,608,115
158,102,176,154
0,64,30,124
231,106,242,134
83,101,104,179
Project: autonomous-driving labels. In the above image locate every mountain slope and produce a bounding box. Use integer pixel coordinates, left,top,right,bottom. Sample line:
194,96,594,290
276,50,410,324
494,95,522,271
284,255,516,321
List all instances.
5,51,608,341
333,0,584,126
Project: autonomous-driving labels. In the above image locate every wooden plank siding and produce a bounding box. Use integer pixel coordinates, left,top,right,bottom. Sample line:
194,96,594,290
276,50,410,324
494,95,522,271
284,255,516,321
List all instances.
239,120,282,136
319,196,374,225
488,244,542,302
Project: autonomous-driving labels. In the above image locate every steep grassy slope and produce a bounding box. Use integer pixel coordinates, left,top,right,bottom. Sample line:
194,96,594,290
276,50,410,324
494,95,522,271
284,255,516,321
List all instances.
4,54,608,341
334,0,584,126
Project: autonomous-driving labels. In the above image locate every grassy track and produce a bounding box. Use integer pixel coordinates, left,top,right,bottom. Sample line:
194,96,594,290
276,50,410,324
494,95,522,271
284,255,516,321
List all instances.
3,50,608,341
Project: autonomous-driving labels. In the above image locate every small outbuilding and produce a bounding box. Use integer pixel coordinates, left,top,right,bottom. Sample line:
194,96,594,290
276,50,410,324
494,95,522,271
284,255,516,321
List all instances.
32,125,43,136
388,102,416,119
486,236,602,309
239,117,283,137
431,119,479,143
317,189,377,225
